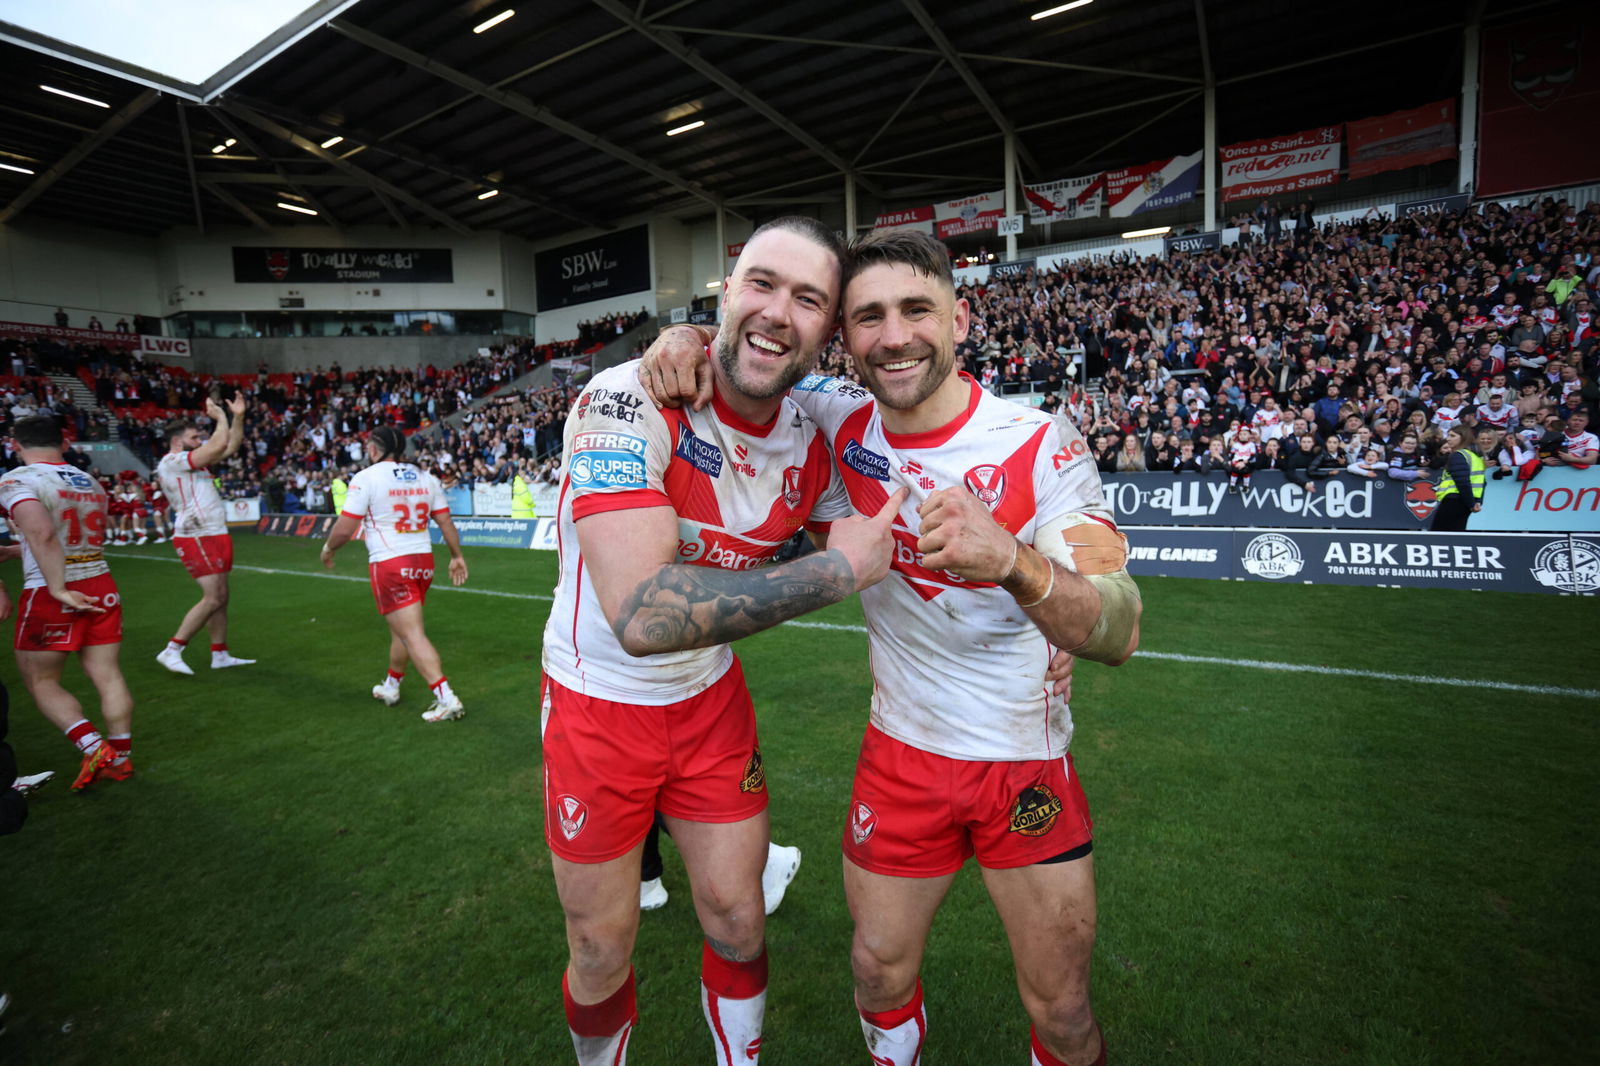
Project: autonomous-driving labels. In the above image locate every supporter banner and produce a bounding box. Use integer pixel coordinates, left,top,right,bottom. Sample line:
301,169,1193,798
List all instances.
535,225,650,311
231,247,453,284
1105,152,1202,217
1102,472,1420,528
255,513,336,538
1220,126,1342,202
1346,99,1457,180
1104,471,1600,532
1478,23,1600,196
1164,231,1221,256
990,259,1034,278
429,517,539,550
1123,527,1234,579
138,334,190,358
1395,193,1471,218
0,319,140,349
1023,174,1105,223
1122,526,1599,594
443,485,474,516
472,483,514,516
688,308,717,325
872,205,935,235
1470,468,1600,532
225,497,261,524
934,191,1006,239
1232,529,1598,594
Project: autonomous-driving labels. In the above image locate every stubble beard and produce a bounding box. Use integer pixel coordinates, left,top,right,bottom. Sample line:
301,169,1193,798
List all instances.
856,342,952,412
715,327,815,402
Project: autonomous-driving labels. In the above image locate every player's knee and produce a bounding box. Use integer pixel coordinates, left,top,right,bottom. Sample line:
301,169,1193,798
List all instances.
565,927,632,985
849,937,916,1004
695,884,763,949
1026,991,1096,1051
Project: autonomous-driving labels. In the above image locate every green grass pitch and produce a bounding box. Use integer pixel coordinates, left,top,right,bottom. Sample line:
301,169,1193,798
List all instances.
1,534,1596,1064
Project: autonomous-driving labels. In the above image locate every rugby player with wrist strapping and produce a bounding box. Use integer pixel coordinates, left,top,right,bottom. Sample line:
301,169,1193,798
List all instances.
542,217,904,1066
641,228,1139,1066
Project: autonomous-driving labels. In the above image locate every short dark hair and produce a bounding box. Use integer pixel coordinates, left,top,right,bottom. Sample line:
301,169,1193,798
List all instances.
845,229,954,292
743,216,847,274
12,415,63,449
166,418,197,444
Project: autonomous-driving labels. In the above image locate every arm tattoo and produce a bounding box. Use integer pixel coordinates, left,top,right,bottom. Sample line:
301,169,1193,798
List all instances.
614,549,855,655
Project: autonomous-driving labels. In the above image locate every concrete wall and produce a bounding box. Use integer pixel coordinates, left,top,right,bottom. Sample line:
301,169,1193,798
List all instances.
188,334,497,374
0,220,162,326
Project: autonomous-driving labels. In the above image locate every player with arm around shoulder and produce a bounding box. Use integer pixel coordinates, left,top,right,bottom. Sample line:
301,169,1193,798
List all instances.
642,229,1140,1066
320,427,468,723
0,416,134,792
543,218,902,1066
155,393,254,675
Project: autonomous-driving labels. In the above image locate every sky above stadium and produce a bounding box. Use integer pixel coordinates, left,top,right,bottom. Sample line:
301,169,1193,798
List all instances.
0,0,320,84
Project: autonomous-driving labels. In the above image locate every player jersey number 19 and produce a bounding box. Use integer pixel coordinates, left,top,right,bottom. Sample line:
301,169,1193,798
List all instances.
63,507,106,547
392,502,430,533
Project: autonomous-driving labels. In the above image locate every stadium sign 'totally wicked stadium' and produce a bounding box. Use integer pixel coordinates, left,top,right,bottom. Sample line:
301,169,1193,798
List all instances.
232,247,455,283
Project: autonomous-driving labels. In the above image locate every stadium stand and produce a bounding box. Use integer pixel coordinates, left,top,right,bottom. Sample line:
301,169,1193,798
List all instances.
4,201,1595,511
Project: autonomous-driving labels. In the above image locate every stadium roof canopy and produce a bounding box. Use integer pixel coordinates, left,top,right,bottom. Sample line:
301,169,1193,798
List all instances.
0,0,1536,243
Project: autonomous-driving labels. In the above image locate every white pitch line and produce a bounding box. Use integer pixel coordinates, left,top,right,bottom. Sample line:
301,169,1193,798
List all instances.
105,552,555,602
107,552,1597,700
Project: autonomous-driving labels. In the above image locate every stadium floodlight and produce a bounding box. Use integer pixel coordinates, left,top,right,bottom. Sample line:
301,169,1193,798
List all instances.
277,201,318,216
1031,0,1094,20
473,10,515,33
1121,226,1170,239
0,162,37,175
477,189,499,200
210,138,238,154
40,84,110,108
319,136,345,149
666,120,706,137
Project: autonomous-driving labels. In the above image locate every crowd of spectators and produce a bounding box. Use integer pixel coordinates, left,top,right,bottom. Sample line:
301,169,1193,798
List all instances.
6,198,1597,510
927,195,1598,486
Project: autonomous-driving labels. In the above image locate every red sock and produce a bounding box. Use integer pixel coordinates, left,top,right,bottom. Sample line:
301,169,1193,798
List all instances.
1031,1024,1105,1066
860,979,922,1030
429,676,449,691
563,967,637,1036
211,643,227,653
169,637,187,648
700,940,768,999
701,942,767,1065
387,669,405,681
108,734,132,764
65,719,103,755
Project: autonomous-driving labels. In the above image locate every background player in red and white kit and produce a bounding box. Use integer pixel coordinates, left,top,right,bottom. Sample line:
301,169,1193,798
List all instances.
156,394,254,675
0,417,135,792
319,426,469,723
543,218,902,1066
144,475,171,543
642,230,1141,1066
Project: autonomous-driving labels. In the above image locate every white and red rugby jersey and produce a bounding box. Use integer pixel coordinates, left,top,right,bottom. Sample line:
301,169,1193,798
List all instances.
0,462,112,589
789,372,1115,762
542,362,849,705
157,449,227,536
342,460,448,563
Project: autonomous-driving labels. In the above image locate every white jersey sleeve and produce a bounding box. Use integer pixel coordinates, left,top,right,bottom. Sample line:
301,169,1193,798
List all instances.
157,450,228,536
344,461,442,563
0,462,112,588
